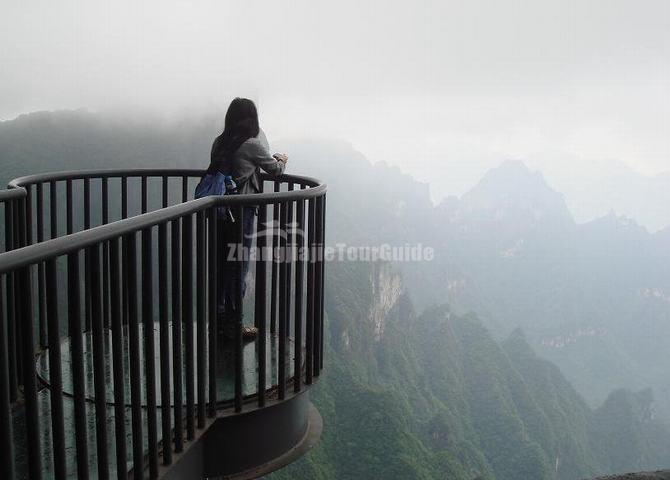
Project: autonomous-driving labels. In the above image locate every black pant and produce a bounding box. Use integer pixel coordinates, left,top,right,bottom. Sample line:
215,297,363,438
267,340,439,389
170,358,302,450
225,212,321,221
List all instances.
217,207,255,321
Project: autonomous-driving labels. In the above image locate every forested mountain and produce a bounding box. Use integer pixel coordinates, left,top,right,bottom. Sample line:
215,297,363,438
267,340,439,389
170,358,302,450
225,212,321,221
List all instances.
277,134,670,421
270,261,670,479
404,161,670,417
2,110,669,479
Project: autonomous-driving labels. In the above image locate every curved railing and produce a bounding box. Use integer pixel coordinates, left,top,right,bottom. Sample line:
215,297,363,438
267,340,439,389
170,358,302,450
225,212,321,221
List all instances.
0,169,327,480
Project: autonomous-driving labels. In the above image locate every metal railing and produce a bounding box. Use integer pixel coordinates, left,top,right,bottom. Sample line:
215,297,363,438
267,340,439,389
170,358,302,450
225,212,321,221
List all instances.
0,169,327,480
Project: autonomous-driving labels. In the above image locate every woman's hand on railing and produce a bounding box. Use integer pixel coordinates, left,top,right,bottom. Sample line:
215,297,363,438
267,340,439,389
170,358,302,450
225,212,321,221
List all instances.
273,153,289,164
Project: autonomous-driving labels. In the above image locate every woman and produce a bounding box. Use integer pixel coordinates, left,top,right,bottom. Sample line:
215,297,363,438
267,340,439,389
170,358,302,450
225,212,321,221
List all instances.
207,97,288,340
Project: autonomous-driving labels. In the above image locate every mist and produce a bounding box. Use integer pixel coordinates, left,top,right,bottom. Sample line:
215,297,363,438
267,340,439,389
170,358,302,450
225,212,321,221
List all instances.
1,0,669,227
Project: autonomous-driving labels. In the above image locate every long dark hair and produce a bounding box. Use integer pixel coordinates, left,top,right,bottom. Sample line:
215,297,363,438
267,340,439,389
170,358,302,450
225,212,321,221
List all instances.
208,97,260,173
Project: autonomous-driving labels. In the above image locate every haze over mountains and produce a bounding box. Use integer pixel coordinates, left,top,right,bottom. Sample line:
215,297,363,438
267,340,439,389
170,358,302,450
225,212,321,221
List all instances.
525,153,670,233
2,110,668,233
280,133,670,417
421,161,670,413
1,110,669,479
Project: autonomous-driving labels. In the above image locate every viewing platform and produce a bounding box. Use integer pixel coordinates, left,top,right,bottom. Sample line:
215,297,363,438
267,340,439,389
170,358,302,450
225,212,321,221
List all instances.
0,169,327,479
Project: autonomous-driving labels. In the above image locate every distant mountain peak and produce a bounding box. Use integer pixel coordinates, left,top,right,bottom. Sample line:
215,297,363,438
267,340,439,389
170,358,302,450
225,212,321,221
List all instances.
467,160,556,199
583,210,648,235
3,108,93,125
496,159,535,173
459,160,574,227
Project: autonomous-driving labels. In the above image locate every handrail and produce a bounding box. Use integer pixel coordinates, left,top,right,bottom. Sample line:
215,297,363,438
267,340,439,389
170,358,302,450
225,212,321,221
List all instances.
0,187,26,202
8,168,206,187
0,167,327,480
8,168,323,189
0,181,327,274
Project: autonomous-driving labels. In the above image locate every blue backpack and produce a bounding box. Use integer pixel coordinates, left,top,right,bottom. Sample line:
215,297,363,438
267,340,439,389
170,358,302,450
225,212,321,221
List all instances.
194,172,237,221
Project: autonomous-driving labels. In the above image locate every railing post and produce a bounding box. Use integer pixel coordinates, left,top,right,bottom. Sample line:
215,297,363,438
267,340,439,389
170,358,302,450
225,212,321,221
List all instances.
14,198,27,385
182,175,189,203
141,176,148,214
5,200,17,401
314,196,325,376
66,179,73,234
162,175,169,209
36,183,47,347
196,211,206,428
142,226,159,479
183,213,195,439
285,185,295,352
121,176,128,219
256,203,268,407
25,184,33,246
124,233,144,480
89,244,110,480
19,264,41,480
234,206,244,413
305,197,315,385
46,258,66,480
171,218,184,452
159,222,173,465
0,275,15,480
109,238,128,480
270,181,280,335
68,252,89,480
84,178,92,332
294,198,305,392
49,180,58,240
208,208,218,417
320,194,327,371
102,177,110,329
278,201,288,400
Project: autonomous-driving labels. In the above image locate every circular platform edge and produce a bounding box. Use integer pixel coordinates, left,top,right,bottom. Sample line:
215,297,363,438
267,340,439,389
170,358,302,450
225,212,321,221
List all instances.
220,402,323,480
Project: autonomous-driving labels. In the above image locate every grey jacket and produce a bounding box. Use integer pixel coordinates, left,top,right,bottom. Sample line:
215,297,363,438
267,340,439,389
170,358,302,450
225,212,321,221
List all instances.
211,129,285,194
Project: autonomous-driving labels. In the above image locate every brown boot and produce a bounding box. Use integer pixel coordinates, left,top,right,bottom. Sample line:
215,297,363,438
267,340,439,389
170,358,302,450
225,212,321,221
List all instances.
241,325,259,341
220,322,258,342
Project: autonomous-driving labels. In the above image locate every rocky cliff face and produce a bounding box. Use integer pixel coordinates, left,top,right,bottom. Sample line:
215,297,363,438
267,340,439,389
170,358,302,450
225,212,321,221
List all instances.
369,263,404,342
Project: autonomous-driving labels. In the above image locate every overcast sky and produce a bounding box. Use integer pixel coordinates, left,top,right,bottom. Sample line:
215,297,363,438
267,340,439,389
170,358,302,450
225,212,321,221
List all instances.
1,0,669,199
